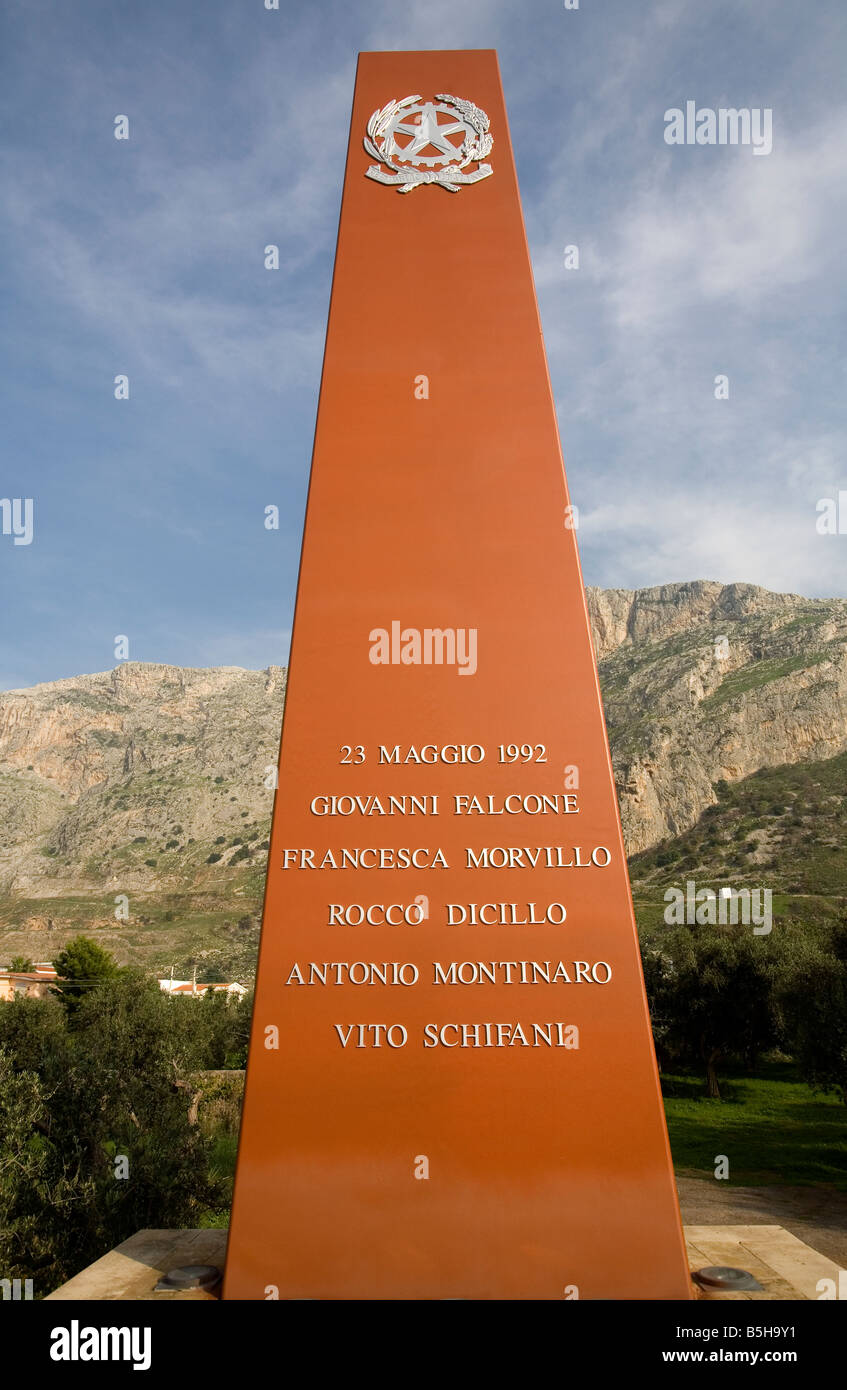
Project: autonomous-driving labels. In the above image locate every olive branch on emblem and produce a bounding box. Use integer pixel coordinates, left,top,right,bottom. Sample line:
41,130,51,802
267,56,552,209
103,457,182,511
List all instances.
363,92,494,193
363,95,422,173
434,93,493,166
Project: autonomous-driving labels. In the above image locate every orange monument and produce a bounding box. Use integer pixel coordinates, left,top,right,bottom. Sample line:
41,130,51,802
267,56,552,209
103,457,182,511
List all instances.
224,49,693,1300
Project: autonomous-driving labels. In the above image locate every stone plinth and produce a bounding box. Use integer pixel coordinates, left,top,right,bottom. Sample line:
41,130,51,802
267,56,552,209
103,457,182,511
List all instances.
44,1225,841,1300
45,1229,228,1301
686,1225,843,1301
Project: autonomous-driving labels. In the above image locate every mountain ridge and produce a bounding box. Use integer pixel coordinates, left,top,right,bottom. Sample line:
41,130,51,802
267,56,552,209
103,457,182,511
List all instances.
1,580,845,928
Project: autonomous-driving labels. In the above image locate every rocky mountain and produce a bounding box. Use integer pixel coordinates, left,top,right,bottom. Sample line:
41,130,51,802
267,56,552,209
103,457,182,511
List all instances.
0,663,286,903
0,580,845,969
586,581,847,852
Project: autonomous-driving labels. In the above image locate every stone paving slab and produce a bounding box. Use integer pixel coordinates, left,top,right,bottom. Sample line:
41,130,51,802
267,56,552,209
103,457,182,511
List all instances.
45,1223,843,1301
677,1177,847,1269
686,1224,843,1301
45,1229,228,1301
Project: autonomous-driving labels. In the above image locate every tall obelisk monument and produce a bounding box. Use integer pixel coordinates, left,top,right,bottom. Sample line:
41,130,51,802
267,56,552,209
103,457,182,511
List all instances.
224,49,693,1301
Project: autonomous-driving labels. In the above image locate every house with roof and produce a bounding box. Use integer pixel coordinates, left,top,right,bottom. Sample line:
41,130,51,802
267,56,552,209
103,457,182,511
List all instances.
0,963,60,1001
158,977,247,999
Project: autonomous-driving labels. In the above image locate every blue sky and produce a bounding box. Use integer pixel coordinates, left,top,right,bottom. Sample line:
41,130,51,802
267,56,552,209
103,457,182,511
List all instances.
1,0,845,689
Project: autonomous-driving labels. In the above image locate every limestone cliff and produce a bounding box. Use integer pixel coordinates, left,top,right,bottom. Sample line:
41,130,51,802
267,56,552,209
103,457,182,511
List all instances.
0,665,286,900
1,581,845,903
586,582,847,851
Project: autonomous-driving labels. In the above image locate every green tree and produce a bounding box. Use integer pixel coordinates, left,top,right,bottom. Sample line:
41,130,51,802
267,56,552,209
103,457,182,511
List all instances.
197,963,227,984
0,994,67,1079
642,926,777,1098
9,955,33,972
0,975,225,1291
193,988,251,1069
776,917,847,1104
0,1047,69,1285
228,988,253,1069
51,935,119,1015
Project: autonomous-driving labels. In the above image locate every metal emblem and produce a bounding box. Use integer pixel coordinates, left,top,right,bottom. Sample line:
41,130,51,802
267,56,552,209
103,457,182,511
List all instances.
364,94,493,193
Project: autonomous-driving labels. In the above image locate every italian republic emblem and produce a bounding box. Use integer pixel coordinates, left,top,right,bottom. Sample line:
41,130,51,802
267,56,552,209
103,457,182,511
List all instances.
363,93,493,193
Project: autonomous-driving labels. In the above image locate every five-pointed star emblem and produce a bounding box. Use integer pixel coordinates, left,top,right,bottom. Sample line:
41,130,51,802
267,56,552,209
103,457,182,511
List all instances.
392,102,466,158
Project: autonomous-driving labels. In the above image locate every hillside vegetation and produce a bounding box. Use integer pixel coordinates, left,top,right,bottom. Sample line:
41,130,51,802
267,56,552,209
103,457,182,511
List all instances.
1,580,845,978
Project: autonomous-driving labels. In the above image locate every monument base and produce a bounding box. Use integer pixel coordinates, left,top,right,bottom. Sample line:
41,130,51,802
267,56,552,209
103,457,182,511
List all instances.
685,1225,840,1301
45,1229,227,1301
44,1226,840,1301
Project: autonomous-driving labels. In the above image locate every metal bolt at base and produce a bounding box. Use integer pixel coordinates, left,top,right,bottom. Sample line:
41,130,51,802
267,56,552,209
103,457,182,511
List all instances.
154,1264,222,1293
693,1265,764,1292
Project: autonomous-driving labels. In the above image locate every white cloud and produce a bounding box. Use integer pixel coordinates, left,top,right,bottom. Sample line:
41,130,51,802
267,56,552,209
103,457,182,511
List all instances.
1,46,352,396
597,112,847,331
581,488,836,597
530,84,847,598
153,626,292,671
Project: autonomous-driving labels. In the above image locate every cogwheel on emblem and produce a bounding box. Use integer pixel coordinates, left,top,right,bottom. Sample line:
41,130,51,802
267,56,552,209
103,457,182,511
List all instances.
363,93,494,194
386,100,472,166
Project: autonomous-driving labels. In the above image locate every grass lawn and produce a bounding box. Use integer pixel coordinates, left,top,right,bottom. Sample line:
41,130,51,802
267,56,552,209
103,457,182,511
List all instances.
662,1062,847,1189
197,1063,847,1229
198,1132,239,1229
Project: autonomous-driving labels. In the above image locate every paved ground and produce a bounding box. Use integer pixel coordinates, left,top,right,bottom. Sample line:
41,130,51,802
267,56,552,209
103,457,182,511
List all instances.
678,1176,847,1269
